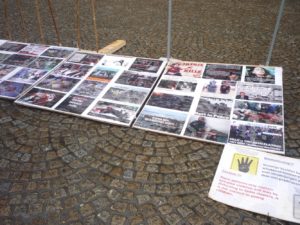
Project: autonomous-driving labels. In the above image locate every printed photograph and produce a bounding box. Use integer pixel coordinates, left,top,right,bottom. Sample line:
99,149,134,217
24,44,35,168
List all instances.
37,75,80,92
2,54,37,67
41,47,75,58
0,64,17,79
51,63,92,78
115,70,157,88
88,67,119,83
55,94,94,114
129,58,163,73
72,80,107,98
157,79,197,93
202,64,243,81
8,68,47,84
18,88,64,107
229,121,284,152
0,41,27,52
233,100,283,125
147,92,193,112
164,60,203,78
100,55,135,68
28,57,62,71
68,52,103,65
18,44,49,56
236,83,283,103
245,66,278,84
201,79,236,99
102,85,148,105
0,81,30,98
88,100,139,124
196,97,233,119
184,115,230,143
134,106,187,134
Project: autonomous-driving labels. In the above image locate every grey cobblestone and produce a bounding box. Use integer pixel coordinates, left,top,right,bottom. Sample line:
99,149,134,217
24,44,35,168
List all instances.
0,0,299,225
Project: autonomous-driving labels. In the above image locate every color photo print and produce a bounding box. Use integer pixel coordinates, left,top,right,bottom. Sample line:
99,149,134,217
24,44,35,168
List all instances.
68,52,103,66
102,85,149,105
0,64,18,79
7,68,47,84
196,97,233,119
2,54,37,67
50,63,92,79
28,57,63,71
87,100,139,125
17,88,65,108
157,77,198,93
134,106,188,135
0,41,28,52
99,55,135,69
18,44,49,56
41,46,77,59
236,82,283,103
244,66,282,85
115,70,157,89
202,63,243,81
232,100,283,125
184,115,230,144
129,58,164,73
163,59,203,78
0,81,31,99
55,94,94,115
37,75,80,93
228,120,284,153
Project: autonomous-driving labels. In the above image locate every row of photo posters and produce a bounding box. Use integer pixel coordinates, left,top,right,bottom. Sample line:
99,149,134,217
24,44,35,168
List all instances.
15,51,167,127
0,40,77,99
133,59,285,154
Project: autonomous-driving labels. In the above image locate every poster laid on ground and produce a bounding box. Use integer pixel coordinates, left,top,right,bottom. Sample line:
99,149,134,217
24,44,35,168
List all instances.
134,60,284,149
16,53,167,127
0,40,77,99
209,144,300,224
229,66,284,154
134,60,239,145
81,56,167,126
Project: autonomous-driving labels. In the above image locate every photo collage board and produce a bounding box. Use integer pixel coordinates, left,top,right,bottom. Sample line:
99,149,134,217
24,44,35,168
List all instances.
0,39,77,99
15,48,167,127
133,59,285,154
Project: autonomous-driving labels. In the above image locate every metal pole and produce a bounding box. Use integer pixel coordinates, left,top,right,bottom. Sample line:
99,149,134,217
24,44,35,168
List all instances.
266,0,285,66
167,0,172,60
47,0,62,45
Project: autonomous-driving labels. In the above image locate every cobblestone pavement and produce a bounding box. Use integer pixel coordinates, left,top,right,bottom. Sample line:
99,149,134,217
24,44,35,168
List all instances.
0,0,300,224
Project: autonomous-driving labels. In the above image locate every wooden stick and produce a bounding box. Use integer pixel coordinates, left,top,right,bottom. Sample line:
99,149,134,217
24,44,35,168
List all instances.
47,0,61,45
91,0,99,51
35,0,45,43
16,0,28,42
3,0,12,40
98,40,126,54
75,0,81,48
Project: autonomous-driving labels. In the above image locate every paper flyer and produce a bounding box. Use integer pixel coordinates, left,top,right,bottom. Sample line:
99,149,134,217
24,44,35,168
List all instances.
209,144,300,223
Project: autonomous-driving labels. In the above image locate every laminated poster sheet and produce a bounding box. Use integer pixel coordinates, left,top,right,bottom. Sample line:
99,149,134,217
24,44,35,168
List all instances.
0,40,77,99
133,59,285,153
209,144,300,223
16,53,167,127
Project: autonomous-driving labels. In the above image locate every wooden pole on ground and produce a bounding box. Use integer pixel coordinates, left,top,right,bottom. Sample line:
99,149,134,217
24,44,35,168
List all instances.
47,0,62,45
91,0,99,51
75,0,81,48
3,0,12,40
16,0,28,42
35,0,45,43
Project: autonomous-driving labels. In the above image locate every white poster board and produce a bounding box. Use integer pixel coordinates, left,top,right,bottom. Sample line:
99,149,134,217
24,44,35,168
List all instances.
209,144,300,223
